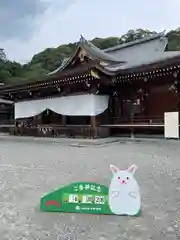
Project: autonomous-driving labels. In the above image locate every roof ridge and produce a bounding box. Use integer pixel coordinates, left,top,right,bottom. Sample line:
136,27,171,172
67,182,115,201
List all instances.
80,35,104,51
80,35,123,63
104,31,166,53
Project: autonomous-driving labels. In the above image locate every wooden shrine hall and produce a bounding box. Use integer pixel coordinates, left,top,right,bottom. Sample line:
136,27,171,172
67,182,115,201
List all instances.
1,32,180,138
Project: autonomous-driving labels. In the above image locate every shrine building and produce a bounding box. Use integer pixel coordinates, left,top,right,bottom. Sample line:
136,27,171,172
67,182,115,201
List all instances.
1,32,180,138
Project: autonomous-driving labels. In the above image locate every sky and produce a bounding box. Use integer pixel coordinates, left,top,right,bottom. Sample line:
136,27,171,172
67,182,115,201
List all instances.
0,0,180,64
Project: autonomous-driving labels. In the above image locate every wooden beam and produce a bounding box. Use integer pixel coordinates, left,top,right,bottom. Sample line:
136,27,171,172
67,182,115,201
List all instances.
0,98,13,104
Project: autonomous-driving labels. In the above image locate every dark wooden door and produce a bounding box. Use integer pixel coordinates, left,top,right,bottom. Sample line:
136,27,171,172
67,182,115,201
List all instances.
122,100,132,121
146,86,178,117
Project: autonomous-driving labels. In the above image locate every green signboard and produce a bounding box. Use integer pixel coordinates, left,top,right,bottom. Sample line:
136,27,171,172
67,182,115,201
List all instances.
40,182,112,214
40,164,141,216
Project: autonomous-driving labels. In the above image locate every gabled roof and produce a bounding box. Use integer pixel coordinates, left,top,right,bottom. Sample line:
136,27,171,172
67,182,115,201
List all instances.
106,51,180,73
106,32,168,67
48,35,125,75
48,57,70,75
48,31,180,76
105,31,167,52
79,35,123,63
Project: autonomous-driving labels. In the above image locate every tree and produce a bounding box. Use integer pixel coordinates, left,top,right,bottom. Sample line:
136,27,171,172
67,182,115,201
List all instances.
92,37,121,49
120,29,157,43
166,29,180,51
0,48,7,62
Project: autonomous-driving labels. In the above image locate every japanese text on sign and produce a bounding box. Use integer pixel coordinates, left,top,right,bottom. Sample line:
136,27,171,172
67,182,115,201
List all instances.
75,206,102,211
73,184,101,192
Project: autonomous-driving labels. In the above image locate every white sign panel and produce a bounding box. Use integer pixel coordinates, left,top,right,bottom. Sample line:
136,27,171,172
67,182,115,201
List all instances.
164,112,179,139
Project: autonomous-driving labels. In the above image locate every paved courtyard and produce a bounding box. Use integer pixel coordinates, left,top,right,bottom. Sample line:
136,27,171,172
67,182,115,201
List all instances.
0,136,180,239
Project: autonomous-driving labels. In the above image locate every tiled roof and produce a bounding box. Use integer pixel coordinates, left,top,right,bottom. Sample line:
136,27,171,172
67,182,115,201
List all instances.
79,35,124,63
48,32,180,75
106,51,180,72
105,32,167,52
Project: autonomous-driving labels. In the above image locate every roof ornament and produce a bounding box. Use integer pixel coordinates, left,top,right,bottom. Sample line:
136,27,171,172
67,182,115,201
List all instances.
161,30,166,35
80,34,86,44
80,34,93,48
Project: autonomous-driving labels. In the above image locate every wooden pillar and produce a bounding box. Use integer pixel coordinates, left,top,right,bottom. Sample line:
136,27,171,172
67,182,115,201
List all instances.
177,75,180,126
90,116,97,138
174,75,180,140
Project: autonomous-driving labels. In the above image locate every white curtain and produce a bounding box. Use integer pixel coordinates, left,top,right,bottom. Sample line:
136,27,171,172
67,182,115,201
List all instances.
15,94,109,119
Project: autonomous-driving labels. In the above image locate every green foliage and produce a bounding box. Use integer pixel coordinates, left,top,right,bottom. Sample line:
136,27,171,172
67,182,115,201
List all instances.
166,28,180,51
0,28,180,85
0,48,7,61
120,29,157,42
92,37,121,49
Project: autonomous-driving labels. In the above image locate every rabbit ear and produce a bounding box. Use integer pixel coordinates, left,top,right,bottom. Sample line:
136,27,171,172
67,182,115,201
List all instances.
127,164,138,175
110,164,120,175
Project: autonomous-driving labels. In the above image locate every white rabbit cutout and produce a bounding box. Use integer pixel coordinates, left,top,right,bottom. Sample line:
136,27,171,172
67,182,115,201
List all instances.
108,164,141,216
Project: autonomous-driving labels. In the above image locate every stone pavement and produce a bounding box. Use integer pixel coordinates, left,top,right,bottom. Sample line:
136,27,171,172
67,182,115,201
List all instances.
0,134,120,146
0,136,179,239
0,134,162,146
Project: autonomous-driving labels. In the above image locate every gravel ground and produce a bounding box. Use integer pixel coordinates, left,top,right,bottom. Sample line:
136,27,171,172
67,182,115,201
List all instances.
0,137,180,239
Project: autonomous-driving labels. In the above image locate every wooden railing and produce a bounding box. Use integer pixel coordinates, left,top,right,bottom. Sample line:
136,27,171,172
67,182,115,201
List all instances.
111,115,164,125
0,119,14,125
11,125,100,138
8,124,110,138
0,116,165,139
